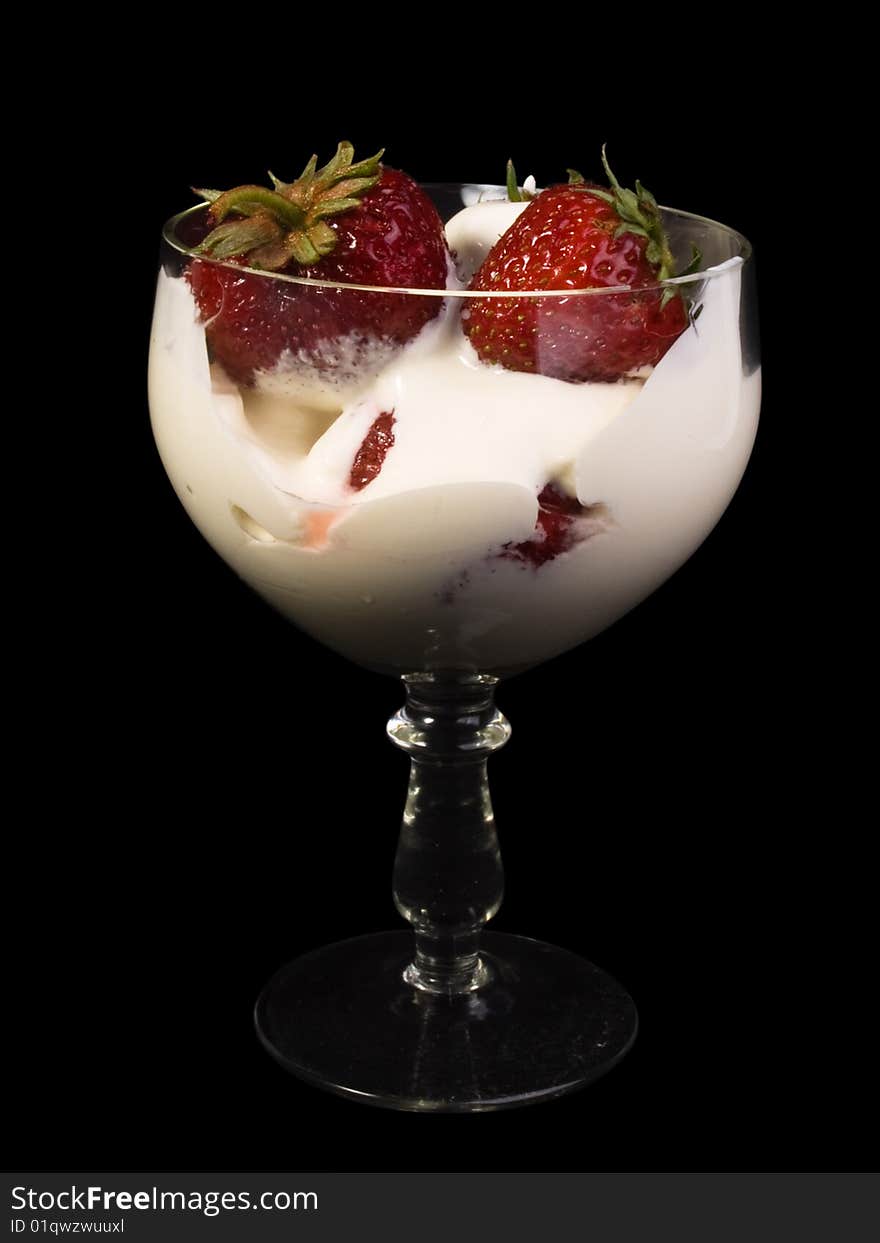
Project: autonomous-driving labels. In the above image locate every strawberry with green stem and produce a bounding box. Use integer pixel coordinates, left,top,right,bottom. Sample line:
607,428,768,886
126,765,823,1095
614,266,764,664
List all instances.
463,146,698,383
185,142,449,388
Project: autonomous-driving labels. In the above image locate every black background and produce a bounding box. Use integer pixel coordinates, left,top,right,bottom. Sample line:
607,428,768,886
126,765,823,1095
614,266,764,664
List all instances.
8,38,869,1174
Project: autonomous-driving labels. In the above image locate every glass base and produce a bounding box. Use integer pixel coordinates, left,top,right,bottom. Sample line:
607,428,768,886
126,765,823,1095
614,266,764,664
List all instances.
255,931,637,1112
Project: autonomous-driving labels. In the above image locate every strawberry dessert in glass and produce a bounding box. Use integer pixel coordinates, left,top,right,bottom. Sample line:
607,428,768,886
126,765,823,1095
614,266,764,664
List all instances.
149,143,760,1111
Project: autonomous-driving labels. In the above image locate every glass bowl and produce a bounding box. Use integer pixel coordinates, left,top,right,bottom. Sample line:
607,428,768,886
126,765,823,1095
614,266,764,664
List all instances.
148,183,759,1111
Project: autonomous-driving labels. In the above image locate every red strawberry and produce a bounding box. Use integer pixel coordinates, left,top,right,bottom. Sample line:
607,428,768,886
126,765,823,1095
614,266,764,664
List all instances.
463,149,692,383
502,484,597,567
185,144,449,387
349,410,396,491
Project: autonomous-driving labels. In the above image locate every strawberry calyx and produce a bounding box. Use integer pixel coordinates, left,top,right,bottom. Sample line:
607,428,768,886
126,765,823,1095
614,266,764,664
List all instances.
192,141,384,270
592,145,676,282
570,146,701,305
505,159,537,203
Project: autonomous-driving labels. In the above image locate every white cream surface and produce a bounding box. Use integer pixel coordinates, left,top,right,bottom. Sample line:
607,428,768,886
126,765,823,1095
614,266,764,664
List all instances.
148,207,760,675
445,200,529,282
214,297,643,511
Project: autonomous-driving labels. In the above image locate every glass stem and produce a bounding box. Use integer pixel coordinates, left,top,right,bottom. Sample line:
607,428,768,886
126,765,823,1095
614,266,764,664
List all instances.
388,673,510,996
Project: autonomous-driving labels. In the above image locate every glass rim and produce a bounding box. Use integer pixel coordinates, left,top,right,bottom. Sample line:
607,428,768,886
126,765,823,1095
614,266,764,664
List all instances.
161,190,753,300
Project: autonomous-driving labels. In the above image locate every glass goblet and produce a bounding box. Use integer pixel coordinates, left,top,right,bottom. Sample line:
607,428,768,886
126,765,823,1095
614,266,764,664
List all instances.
149,185,759,1111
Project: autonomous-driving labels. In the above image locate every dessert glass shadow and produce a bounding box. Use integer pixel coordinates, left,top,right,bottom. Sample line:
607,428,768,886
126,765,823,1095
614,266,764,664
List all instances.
149,185,759,1111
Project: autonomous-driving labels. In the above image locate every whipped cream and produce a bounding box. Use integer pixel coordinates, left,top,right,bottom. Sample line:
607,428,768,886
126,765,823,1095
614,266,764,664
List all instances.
446,200,528,282
149,205,760,676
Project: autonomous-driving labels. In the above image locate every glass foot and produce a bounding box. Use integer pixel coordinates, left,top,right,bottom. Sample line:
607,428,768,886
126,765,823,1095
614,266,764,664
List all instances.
255,931,637,1112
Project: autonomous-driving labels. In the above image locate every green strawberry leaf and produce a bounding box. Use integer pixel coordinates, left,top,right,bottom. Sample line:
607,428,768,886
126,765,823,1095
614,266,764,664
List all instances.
189,142,385,271
599,143,677,283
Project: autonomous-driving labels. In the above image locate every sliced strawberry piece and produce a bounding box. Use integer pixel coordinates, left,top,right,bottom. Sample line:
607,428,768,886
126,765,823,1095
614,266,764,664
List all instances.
349,411,396,492
502,484,596,568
